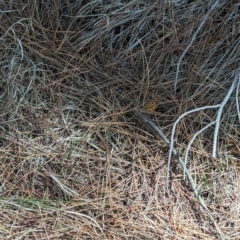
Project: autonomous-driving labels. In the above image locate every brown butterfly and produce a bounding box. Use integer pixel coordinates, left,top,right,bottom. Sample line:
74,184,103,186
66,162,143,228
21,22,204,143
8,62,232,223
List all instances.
142,97,157,113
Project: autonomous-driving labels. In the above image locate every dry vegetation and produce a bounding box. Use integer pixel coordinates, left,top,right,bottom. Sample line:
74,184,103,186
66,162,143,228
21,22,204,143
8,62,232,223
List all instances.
0,0,240,239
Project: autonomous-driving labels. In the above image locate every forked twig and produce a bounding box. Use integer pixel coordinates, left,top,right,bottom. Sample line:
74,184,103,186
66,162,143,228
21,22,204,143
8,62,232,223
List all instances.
135,109,225,240
212,70,240,157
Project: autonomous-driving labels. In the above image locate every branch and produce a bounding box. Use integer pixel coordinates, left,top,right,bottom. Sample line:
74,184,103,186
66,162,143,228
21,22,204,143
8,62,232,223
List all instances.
135,109,225,240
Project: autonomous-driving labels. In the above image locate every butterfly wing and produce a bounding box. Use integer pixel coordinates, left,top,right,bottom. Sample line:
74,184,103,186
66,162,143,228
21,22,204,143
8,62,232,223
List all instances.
143,98,157,112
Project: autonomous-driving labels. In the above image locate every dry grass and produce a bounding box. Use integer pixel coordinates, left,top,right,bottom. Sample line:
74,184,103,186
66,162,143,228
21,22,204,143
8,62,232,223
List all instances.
0,0,240,239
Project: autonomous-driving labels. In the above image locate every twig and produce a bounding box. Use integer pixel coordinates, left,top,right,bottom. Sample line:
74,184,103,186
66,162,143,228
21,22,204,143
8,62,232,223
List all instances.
43,168,79,197
184,121,216,179
174,0,221,94
212,70,240,157
168,105,220,185
135,109,226,240
236,73,240,123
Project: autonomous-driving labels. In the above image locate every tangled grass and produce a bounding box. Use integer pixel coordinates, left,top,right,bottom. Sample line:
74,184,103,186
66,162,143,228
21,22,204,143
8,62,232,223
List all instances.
0,0,239,239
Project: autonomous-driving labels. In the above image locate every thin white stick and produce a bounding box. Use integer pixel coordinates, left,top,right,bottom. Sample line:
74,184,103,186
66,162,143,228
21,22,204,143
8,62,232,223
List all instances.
168,104,220,187
174,0,221,94
235,72,240,123
184,121,216,180
135,109,225,240
212,70,240,157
